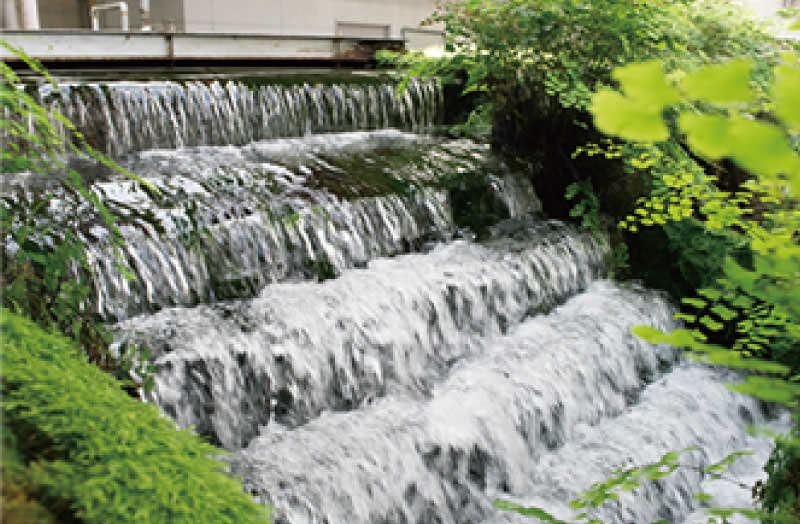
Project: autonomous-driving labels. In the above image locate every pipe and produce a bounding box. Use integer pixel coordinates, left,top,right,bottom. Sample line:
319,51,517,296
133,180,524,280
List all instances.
91,1,128,31
20,0,39,29
139,0,151,31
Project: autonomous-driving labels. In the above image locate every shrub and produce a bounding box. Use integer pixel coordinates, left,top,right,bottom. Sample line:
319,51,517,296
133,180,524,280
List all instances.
1,309,271,524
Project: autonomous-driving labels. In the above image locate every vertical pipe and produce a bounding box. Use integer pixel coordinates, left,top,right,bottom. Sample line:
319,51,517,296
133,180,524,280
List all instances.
20,0,39,29
119,1,128,30
139,0,150,30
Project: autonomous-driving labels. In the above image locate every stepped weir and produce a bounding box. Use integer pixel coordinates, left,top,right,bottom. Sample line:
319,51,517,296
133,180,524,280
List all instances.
4,77,784,524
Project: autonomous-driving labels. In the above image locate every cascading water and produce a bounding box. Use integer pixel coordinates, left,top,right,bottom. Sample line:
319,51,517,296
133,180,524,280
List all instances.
5,76,783,523
39,79,440,157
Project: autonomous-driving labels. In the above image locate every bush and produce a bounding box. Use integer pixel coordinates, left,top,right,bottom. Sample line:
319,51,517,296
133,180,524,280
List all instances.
394,0,795,295
1,310,271,524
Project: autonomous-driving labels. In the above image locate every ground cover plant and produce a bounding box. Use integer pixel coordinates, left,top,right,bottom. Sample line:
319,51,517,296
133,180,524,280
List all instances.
2,310,271,523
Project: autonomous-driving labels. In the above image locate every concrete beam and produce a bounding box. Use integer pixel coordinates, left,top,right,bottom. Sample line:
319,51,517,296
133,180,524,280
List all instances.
0,30,403,65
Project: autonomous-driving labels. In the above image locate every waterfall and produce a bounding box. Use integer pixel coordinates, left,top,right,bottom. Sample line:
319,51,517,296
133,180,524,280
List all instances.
39,79,441,157
4,75,781,524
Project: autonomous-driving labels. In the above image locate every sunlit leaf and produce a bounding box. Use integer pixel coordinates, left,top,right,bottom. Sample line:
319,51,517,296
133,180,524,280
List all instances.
631,325,671,344
678,113,731,159
612,60,681,107
726,116,800,176
681,60,754,105
772,64,800,129
591,89,669,142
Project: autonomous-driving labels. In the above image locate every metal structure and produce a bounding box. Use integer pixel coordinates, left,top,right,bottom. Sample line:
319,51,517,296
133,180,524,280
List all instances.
91,2,128,31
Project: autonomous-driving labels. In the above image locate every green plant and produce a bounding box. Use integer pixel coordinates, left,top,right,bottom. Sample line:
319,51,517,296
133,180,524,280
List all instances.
392,1,793,299
1,309,272,523
494,17,800,521
0,41,155,391
565,179,600,232
494,447,759,524
419,0,784,123
591,50,800,522
594,54,800,395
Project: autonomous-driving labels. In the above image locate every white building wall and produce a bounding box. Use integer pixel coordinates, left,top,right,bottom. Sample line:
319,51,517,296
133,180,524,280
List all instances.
738,0,797,18
737,0,800,39
182,0,440,39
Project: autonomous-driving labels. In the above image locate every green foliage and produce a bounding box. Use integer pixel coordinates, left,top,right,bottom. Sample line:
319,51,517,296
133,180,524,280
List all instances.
565,179,600,232
494,447,759,524
1,310,272,524
0,41,153,391
378,49,492,139
2,428,61,523
754,417,800,522
592,51,800,521
593,53,800,401
427,0,779,108
402,0,792,299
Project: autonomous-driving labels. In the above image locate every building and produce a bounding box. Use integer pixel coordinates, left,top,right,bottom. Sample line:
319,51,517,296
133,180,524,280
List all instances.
1,0,443,46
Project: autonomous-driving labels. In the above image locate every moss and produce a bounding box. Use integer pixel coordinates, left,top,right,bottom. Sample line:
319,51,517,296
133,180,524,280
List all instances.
1,310,272,524
304,149,418,199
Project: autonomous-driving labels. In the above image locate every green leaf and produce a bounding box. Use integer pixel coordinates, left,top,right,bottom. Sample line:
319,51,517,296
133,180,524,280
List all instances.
697,288,722,301
492,500,565,522
699,315,723,331
728,376,800,406
726,116,800,177
772,64,800,129
681,297,707,309
710,305,737,321
694,492,713,502
681,60,754,105
612,60,681,108
678,113,732,159
631,325,670,344
591,89,670,142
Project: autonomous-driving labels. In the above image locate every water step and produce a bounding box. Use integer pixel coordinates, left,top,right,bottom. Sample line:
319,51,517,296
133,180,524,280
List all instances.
487,365,771,524
223,281,679,523
3,131,540,319
39,79,440,156
115,221,607,449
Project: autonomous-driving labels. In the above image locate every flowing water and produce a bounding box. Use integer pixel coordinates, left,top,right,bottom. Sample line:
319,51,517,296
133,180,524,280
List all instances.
4,78,784,523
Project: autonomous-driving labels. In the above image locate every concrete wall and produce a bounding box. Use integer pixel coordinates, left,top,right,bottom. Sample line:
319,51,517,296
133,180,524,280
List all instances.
182,0,440,38
38,0,89,28
150,0,185,31
1,0,440,39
